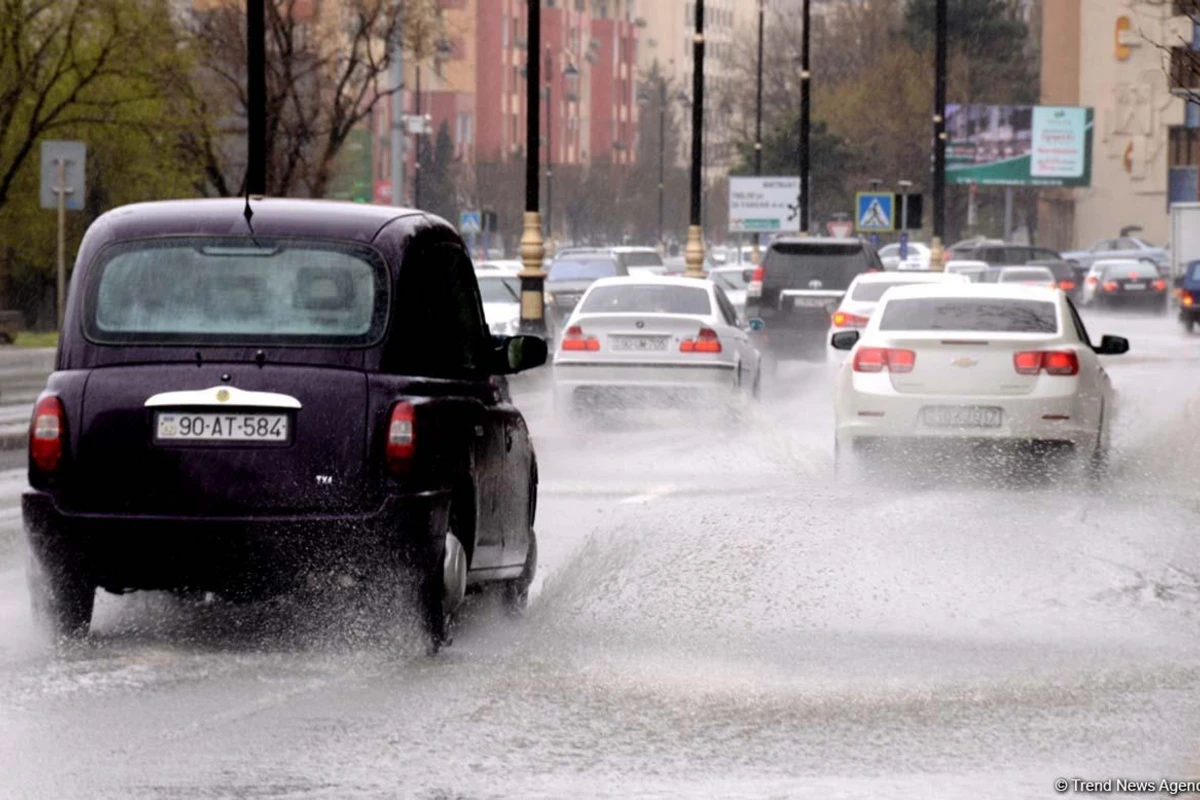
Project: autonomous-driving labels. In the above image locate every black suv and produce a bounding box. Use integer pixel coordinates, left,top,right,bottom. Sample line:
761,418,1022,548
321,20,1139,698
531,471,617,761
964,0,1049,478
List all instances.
23,198,547,648
544,249,628,327
743,237,883,362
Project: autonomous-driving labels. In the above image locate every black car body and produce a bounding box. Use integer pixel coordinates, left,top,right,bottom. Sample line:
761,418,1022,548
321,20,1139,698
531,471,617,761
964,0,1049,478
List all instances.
544,251,628,327
743,237,883,361
23,198,546,645
1091,260,1169,311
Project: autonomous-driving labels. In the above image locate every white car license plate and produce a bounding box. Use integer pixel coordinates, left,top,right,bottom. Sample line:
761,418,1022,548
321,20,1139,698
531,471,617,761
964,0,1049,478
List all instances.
156,412,289,441
1124,282,1146,290
611,336,667,352
788,297,830,308
921,406,1002,428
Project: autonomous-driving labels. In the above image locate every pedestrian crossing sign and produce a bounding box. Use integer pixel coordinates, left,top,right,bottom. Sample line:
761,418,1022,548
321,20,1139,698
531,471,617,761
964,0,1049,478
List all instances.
855,192,894,233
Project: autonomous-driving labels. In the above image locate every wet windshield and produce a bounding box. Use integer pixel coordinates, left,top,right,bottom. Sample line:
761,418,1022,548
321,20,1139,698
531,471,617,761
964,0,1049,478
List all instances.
763,243,871,291
1105,263,1160,280
580,284,712,315
477,277,520,304
548,257,619,281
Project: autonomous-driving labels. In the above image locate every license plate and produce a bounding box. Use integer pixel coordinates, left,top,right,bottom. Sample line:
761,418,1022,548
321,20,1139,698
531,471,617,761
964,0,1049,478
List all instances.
610,336,667,352
921,406,1003,428
1124,282,1146,290
156,412,289,442
787,297,831,308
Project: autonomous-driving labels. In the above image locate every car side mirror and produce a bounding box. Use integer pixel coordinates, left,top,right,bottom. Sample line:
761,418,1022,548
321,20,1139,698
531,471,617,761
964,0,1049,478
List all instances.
747,318,765,332
831,330,860,351
495,334,548,374
1095,335,1129,356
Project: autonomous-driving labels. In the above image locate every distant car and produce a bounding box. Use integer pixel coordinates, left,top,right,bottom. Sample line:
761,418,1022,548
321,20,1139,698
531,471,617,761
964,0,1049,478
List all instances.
558,246,666,276
995,266,1057,289
22,198,548,646
744,237,884,363
826,271,969,361
831,283,1127,469
1177,259,1200,332
1027,259,1085,298
708,265,749,319
1062,236,1169,270
553,276,761,416
477,273,523,336
545,251,627,326
1087,260,1169,312
944,260,991,282
949,241,1066,267
476,259,523,273
878,242,931,271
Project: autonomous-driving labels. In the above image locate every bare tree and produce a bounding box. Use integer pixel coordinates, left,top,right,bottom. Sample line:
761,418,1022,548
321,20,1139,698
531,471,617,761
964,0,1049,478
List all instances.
181,0,439,198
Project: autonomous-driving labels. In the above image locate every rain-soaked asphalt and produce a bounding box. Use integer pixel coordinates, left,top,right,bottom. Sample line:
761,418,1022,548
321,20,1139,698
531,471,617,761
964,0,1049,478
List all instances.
1,309,1199,799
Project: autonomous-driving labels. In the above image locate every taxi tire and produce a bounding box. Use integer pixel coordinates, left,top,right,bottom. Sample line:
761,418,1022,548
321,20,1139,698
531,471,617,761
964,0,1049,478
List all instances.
26,547,94,640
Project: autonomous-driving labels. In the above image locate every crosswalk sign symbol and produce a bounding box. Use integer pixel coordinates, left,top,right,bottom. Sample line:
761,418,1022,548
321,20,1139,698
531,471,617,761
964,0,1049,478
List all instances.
855,192,894,233
459,210,482,234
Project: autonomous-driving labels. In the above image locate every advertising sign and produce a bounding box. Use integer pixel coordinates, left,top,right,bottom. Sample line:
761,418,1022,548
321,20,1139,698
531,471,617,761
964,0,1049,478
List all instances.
728,176,801,233
945,104,1093,187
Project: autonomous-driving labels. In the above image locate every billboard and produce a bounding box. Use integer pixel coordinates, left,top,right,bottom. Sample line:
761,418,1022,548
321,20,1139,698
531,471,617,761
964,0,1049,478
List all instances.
728,176,801,233
945,104,1093,187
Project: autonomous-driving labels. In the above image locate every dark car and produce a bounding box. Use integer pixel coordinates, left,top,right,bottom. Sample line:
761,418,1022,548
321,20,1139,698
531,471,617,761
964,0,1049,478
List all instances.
23,198,547,648
544,251,627,326
1090,259,1169,312
743,237,883,362
950,241,1064,267
1178,260,1200,332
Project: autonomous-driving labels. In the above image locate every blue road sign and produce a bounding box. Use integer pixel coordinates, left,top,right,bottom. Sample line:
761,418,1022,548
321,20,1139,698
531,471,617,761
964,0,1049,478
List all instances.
459,210,482,234
855,192,894,233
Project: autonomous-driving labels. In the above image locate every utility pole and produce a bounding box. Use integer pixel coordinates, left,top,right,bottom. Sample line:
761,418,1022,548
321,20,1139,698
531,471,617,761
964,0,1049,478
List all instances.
413,65,423,208
519,0,547,336
388,3,405,207
798,0,811,235
545,46,553,243
685,0,707,278
246,0,266,195
753,0,765,262
930,0,948,270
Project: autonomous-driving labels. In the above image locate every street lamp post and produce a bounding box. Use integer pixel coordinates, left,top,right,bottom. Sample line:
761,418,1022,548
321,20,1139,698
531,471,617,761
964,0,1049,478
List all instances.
930,0,948,270
898,178,913,261
685,0,707,278
658,76,666,250
413,65,423,208
519,0,547,336
544,47,553,244
753,0,765,263
798,0,811,235
246,0,265,195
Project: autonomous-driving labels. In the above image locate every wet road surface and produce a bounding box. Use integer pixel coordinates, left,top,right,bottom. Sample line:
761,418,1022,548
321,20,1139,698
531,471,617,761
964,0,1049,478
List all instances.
1,309,1198,799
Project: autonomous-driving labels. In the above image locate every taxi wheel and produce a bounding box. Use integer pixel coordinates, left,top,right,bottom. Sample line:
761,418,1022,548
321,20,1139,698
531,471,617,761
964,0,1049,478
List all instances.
26,547,94,640
502,528,537,617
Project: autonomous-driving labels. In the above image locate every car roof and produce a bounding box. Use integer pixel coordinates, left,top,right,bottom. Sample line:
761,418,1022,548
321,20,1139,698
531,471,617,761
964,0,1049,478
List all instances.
609,246,660,254
1092,258,1145,268
945,259,989,268
880,283,1062,302
709,265,746,274
770,236,863,247
852,271,962,284
588,275,713,291
999,265,1054,273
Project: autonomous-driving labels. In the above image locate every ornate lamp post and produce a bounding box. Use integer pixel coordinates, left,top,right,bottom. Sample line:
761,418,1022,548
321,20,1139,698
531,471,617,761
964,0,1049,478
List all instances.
684,0,707,278
519,0,547,336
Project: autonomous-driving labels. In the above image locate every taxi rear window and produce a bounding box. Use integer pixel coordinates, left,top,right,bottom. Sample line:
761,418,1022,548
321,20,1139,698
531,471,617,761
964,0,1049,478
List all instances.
85,237,389,346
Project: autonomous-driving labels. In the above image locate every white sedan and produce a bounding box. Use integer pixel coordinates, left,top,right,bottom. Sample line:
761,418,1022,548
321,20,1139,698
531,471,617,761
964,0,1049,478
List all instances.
553,276,761,414
476,272,522,336
826,270,968,362
832,284,1127,466
879,242,931,271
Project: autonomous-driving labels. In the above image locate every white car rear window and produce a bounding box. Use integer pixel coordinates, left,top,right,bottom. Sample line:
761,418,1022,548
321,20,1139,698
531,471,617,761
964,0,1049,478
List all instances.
879,298,1058,333
580,285,712,316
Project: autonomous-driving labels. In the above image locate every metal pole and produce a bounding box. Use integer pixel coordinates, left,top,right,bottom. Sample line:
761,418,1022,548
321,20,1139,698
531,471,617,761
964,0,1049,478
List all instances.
519,0,547,336
246,0,266,195
753,0,765,262
684,0,706,277
413,65,422,208
658,76,666,249
388,3,405,207
546,48,553,242
799,0,811,234
1003,186,1014,240
930,0,948,269
55,159,67,331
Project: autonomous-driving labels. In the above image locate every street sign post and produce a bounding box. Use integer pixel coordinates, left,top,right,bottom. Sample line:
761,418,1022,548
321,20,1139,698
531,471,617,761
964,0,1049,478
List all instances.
40,140,86,330
459,210,482,234
728,177,802,234
855,192,894,233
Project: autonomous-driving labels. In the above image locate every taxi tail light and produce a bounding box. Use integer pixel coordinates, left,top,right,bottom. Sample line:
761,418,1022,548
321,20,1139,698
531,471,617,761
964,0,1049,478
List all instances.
560,325,600,351
1013,350,1079,376
1102,281,1119,293
30,396,65,473
852,347,915,374
832,311,869,328
680,327,722,353
386,401,415,475
1152,279,1167,291
1058,280,1076,291
747,265,765,299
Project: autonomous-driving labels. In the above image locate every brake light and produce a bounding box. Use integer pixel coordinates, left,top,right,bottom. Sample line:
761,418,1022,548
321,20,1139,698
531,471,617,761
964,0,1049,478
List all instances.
386,401,415,475
30,396,65,472
1086,276,1098,286
832,311,869,328
560,324,600,351
1152,279,1167,291
1058,280,1076,291
852,347,915,374
1013,350,1079,377
1102,281,1119,293
1184,291,1195,307
680,327,722,353
747,265,765,299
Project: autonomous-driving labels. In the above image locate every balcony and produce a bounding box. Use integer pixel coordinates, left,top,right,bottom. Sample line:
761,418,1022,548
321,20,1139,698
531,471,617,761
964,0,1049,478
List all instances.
1170,46,1200,95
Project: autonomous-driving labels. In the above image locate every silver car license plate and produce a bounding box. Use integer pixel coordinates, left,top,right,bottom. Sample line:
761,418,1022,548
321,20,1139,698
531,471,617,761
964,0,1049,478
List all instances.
156,412,289,441
610,336,667,352
921,406,1003,428
1124,282,1146,290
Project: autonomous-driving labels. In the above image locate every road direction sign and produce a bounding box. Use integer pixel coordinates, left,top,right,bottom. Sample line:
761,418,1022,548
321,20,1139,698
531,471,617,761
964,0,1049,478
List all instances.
459,210,482,234
856,192,894,233
40,140,86,211
728,177,802,234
